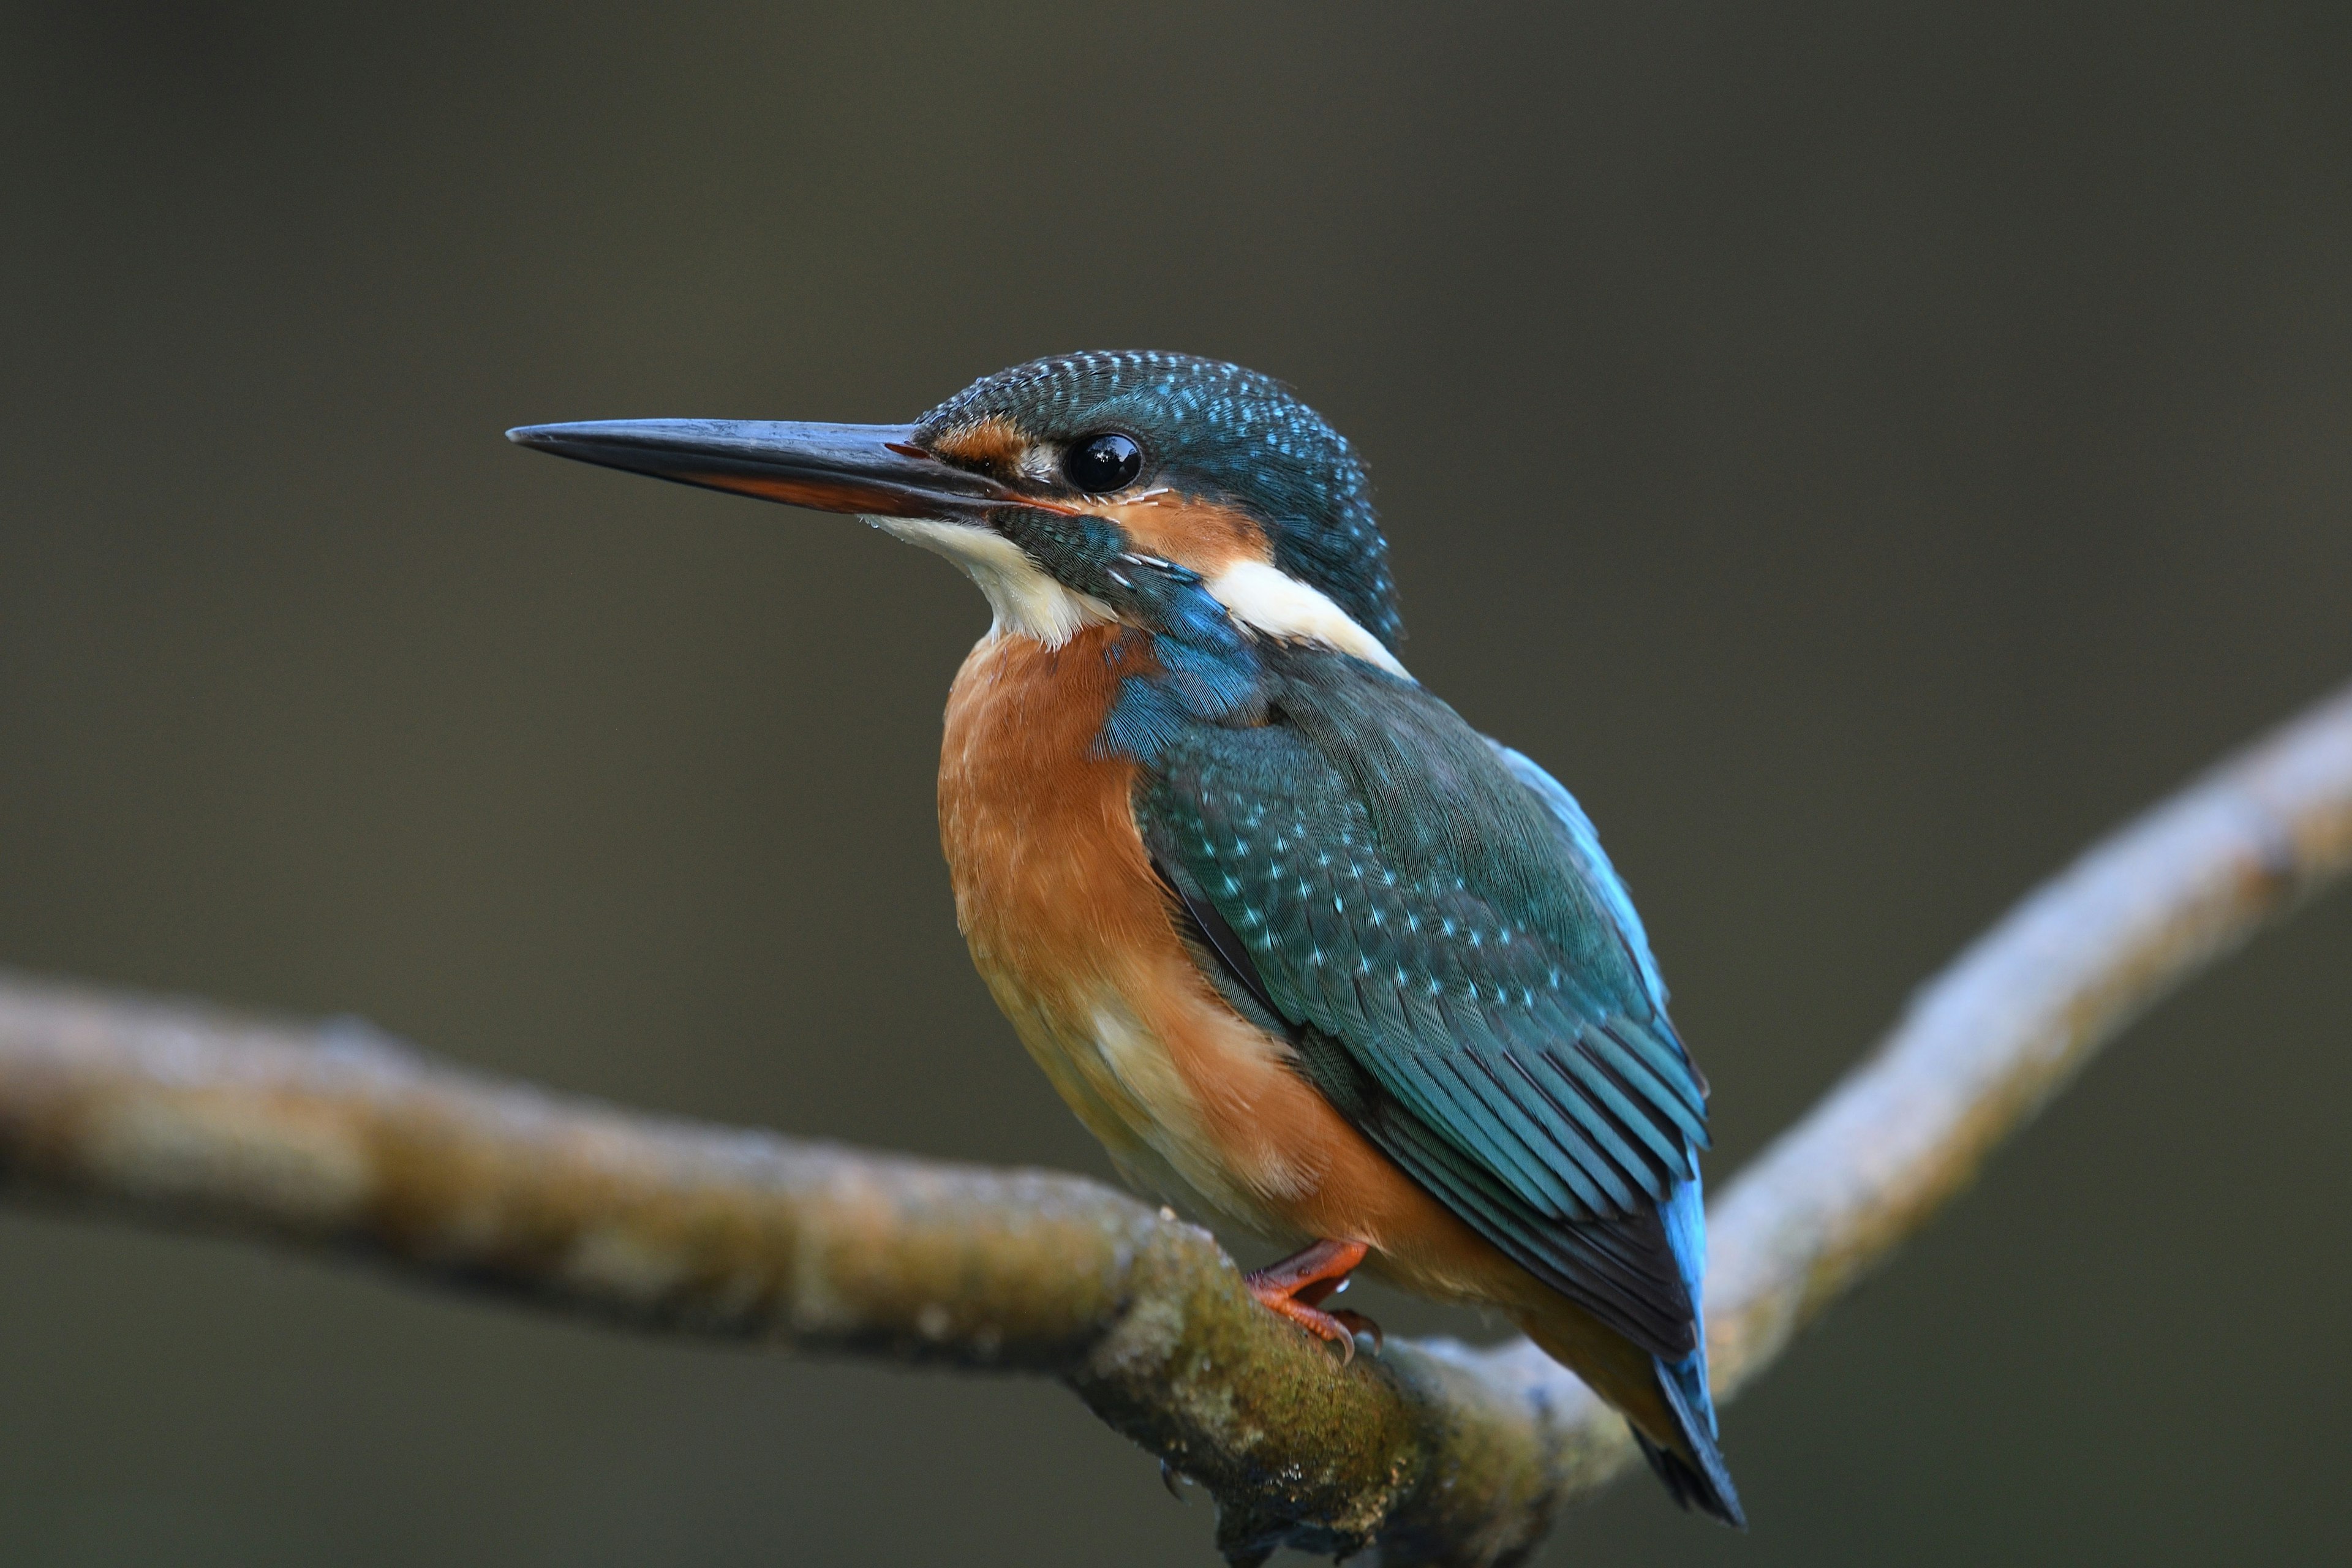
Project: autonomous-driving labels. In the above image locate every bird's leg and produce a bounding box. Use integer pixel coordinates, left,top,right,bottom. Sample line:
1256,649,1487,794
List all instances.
1244,1238,1381,1362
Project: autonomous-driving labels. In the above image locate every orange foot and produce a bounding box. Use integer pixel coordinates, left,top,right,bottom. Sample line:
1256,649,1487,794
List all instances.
1245,1238,1382,1363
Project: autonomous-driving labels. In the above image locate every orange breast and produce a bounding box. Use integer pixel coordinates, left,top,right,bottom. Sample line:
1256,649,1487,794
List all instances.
935,626,1537,1305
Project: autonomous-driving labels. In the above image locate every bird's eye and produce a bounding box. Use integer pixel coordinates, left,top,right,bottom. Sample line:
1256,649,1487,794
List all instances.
1063,431,1144,494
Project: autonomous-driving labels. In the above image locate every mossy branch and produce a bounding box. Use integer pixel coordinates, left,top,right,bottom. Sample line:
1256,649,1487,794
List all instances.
2,679,2348,1565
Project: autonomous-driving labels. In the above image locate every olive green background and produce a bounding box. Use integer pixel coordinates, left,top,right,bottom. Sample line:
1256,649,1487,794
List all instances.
4,4,2348,1563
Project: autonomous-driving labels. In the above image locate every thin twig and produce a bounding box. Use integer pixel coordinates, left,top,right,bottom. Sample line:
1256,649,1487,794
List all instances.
2,680,2348,1566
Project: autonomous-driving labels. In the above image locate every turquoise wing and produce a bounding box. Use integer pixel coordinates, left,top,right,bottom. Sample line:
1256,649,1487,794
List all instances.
1136,649,1713,1355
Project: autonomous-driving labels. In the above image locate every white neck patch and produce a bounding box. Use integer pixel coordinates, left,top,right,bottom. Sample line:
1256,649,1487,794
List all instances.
871,518,1408,679
1205,559,1411,679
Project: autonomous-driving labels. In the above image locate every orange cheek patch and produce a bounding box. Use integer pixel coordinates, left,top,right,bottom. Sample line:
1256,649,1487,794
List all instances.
1096,493,1273,578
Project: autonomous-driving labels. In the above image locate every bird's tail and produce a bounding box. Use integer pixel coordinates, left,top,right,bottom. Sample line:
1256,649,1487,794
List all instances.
1634,1348,1745,1529
1513,1303,1746,1528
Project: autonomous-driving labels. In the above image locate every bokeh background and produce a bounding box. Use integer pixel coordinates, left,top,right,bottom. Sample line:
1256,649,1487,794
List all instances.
4,4,2348,1564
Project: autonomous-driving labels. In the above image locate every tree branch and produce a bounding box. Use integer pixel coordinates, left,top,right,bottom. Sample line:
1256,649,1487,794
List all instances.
3,679,2349,1566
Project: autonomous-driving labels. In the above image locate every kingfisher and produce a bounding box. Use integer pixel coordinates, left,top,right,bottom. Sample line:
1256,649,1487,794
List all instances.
508,352,1742,1526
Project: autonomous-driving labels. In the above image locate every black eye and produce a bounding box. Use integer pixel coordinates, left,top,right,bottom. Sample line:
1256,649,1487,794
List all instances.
1063,431,1143,494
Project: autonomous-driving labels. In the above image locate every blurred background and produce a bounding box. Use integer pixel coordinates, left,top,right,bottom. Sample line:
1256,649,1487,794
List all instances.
2,3,2347,1563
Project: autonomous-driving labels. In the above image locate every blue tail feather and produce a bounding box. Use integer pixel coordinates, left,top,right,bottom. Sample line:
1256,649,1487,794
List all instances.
1641,1349,1745,1527
1636,1170,1745,1526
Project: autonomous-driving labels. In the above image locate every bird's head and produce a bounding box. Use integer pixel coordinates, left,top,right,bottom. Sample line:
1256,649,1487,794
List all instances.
510,352,1403,671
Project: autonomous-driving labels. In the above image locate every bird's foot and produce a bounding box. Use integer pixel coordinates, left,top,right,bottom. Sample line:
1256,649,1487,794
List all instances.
1245,1238,1379,1363
1251,1289,1364,1360
1324,1307,1383,1354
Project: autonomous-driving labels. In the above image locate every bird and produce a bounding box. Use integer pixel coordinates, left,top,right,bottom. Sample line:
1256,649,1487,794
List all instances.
508,351,1742,1527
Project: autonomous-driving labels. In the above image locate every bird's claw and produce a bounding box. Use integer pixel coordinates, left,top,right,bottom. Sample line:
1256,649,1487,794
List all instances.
1248,1286,1368,1363
1245,1239,1382,1364
1329,1308,1383,1354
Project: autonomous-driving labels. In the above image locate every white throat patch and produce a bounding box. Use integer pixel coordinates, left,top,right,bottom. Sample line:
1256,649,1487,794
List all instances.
870,517,1112,649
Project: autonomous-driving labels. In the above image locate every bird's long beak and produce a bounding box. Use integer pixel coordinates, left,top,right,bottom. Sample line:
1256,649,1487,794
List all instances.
505,419,1019,519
